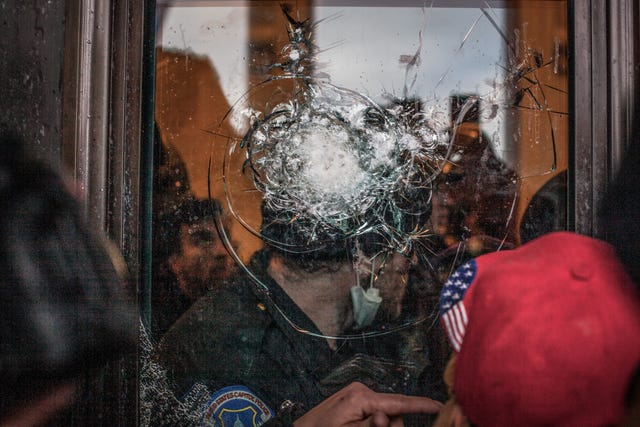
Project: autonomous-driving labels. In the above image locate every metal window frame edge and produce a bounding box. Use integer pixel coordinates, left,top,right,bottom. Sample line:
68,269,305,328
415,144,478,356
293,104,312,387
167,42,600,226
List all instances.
61,0,156,424
570,0,638,238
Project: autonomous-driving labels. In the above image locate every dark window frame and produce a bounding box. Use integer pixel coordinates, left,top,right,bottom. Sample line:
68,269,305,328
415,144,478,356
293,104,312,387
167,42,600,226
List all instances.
570,0,639,237
61,0,156,424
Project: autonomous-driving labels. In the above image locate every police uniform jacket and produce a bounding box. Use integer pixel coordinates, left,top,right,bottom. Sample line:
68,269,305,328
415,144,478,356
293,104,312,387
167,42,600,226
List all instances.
157,251,446,425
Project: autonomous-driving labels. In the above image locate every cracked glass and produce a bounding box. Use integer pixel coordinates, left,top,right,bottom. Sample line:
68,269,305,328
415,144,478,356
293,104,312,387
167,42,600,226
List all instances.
145,2,568,425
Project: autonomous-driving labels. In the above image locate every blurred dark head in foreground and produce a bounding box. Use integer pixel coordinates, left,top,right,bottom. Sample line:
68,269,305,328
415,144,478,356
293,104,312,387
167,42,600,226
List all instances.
0,132,137,423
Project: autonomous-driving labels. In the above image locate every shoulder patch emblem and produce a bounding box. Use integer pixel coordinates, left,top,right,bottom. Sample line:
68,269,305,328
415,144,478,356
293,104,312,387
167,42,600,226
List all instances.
201,385,274,427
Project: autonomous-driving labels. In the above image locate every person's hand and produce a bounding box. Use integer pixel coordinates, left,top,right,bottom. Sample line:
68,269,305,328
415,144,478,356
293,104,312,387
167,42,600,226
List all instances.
293,382,443,427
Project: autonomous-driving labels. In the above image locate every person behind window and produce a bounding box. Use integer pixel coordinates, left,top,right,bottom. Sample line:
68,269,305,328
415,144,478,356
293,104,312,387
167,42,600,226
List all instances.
157,197,446,426
431,95,518,250
152,197,235,337
432,231,640,427
0,132,137,426
156,37,447,423
167,199,235,302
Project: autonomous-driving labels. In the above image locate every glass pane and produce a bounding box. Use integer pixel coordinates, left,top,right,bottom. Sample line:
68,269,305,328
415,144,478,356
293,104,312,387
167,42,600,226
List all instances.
144,1,568,425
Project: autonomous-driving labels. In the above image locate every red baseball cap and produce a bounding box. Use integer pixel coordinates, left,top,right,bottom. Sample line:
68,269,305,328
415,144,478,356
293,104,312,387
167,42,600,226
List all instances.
439,231,640,426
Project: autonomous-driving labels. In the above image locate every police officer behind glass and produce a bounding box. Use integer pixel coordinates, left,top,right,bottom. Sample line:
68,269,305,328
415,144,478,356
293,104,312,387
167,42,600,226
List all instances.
158,194,446,426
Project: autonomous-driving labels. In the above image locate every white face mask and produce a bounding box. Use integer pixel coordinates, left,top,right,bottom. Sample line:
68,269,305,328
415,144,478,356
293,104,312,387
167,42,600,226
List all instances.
350,285,382,328
350,247,383,328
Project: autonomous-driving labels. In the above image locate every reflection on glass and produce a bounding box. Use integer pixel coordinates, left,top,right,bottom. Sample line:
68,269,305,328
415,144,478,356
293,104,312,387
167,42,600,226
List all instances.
146,2,568,426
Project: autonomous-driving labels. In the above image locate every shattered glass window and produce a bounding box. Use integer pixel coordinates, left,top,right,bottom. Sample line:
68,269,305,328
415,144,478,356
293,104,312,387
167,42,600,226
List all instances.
146,1,568,425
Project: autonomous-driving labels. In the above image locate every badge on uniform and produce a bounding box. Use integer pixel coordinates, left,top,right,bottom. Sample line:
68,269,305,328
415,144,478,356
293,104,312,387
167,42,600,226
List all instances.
201,385,274,427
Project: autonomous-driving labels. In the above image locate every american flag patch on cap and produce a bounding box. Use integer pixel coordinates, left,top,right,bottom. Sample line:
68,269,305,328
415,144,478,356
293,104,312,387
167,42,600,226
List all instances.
439,259,477,351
